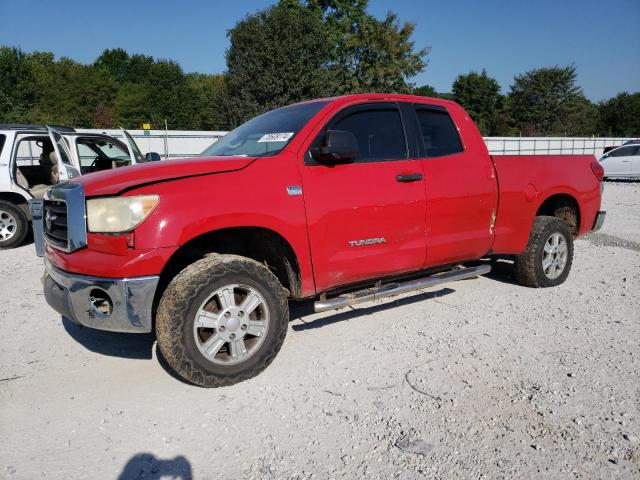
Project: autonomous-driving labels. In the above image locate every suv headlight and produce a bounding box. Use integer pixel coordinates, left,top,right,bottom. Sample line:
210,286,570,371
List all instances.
86,195,159,233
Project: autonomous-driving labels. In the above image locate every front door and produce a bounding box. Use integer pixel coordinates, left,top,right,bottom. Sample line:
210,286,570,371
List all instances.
121,128,144,164
412,104,498,266
300,103,427,292
47,127,80,180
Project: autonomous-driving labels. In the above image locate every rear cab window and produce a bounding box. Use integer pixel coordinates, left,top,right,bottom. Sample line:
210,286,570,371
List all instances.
0,134,5,156
414,105,463,158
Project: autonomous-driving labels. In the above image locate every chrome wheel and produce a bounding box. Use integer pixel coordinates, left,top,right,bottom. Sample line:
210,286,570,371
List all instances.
0,210,17,242
542,232,568,280
193,284,270,365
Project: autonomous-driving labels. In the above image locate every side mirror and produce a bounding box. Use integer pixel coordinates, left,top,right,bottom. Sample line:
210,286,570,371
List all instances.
144,152,161,162
312,130,358,164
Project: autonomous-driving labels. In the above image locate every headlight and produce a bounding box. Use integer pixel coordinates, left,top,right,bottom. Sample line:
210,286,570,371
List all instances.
86,195,159,233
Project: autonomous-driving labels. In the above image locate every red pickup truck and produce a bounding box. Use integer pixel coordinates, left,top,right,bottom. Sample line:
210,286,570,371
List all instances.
31,94,605,387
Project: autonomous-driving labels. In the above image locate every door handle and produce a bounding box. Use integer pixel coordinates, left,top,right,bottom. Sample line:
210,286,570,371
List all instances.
396,173,423,183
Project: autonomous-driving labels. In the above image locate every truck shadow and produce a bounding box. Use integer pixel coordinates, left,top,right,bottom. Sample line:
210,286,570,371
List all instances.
467,256,517,285
289,287,456,331
62,317,155,359
60,259,516,361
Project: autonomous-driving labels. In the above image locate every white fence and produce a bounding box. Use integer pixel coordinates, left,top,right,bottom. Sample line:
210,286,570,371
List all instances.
79,129,638,159
76,129,225,159
484,137,637,157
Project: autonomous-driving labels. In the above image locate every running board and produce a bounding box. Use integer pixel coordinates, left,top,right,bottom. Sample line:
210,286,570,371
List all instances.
313,264,491,313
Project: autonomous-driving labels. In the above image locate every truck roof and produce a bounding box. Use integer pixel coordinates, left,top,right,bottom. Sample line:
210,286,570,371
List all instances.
0,123,76,133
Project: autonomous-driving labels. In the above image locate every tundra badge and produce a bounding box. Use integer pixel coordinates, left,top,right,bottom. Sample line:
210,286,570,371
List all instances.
348,237,386,247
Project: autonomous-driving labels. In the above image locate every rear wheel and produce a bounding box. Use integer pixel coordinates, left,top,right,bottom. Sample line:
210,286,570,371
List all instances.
156,254,289,387
0,201,28,249
514,216,574,288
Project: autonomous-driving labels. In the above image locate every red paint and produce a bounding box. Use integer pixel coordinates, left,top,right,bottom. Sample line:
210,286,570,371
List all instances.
46,93,603,298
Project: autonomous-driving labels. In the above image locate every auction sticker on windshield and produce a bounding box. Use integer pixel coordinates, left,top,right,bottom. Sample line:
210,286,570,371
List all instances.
257,132,294,143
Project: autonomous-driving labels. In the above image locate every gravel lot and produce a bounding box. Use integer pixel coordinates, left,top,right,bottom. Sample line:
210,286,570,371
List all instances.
1,181,639,479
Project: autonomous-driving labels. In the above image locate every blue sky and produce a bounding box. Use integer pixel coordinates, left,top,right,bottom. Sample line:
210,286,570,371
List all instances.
1,0,638,101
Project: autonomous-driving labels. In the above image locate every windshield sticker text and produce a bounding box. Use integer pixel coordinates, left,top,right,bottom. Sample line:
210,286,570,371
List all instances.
257,132,294,143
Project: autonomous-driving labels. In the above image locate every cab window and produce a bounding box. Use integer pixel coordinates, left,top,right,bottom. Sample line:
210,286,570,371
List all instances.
414,106,463,158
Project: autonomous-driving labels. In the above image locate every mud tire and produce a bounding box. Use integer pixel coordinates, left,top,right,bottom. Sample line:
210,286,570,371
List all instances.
514,216,574,288
156,254,289,387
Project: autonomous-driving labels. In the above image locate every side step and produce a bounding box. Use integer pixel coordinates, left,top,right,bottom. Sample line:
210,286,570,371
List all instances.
313,264,491,313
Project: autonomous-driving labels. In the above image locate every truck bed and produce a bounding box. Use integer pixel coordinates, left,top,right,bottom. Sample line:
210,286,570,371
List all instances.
491,154,601,254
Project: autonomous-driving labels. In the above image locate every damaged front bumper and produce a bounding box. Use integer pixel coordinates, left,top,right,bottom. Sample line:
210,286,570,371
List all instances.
43,257,159,333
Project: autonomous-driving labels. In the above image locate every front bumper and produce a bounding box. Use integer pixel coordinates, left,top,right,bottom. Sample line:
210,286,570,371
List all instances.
591,210,606,232
43,257,159,333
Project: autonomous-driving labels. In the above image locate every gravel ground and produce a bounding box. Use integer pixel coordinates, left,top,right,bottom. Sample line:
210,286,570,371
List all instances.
1,181,639,480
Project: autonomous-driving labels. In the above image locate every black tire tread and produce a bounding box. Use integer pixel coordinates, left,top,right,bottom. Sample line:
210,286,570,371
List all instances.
156,254,288,387
514,216,574,288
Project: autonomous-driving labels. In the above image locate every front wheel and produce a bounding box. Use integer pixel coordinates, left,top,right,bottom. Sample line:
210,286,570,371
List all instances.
156,254,289,387
514,216,574,288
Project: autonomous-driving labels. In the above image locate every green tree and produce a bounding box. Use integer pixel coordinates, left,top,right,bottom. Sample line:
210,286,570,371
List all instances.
94,48,154,84
187,73,228,130
413,84,438,97
507,65,596,136
598,92,640,136
113,82,150,128
29,57,116,127
146,59,199,129
224,1,336,125
224,0,429,124
308,0,428,94
452,70,501,135
0,47,53,122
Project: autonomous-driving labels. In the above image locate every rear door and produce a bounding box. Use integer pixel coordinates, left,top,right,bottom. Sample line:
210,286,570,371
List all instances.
412,104,498,266
46,127,80,180
300,102,427,291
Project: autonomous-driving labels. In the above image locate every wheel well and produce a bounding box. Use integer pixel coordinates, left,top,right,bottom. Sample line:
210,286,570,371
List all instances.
536,194,580,236
0,192,29,216
155,227,302,312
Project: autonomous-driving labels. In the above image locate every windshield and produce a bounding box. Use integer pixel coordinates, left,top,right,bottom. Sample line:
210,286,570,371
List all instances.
201,101,330,157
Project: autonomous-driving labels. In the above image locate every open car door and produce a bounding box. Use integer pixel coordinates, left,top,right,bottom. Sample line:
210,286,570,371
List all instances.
120,128,144,164
46,126,81,180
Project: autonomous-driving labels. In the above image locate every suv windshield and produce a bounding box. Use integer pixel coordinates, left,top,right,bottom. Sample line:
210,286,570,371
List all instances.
201,101,330,157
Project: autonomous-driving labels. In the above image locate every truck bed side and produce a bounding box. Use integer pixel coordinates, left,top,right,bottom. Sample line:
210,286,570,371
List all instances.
491,154,601,254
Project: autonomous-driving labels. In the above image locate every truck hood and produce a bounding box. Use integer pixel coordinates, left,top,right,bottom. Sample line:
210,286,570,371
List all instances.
73,156,256,196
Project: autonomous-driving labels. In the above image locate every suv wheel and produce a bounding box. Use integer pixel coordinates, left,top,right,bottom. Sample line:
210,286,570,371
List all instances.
0,201,28,249
156,254,289,387
514,215,574,288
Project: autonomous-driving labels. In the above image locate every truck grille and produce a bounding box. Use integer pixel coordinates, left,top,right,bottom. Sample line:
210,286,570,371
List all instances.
43,200,69,248
42,182,87,253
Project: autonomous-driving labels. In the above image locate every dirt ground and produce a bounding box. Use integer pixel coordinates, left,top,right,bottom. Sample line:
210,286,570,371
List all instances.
1,181,639,480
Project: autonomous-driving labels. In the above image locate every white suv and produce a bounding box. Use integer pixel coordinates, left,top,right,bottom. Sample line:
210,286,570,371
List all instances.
0,124,158,248
599,144,640,179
